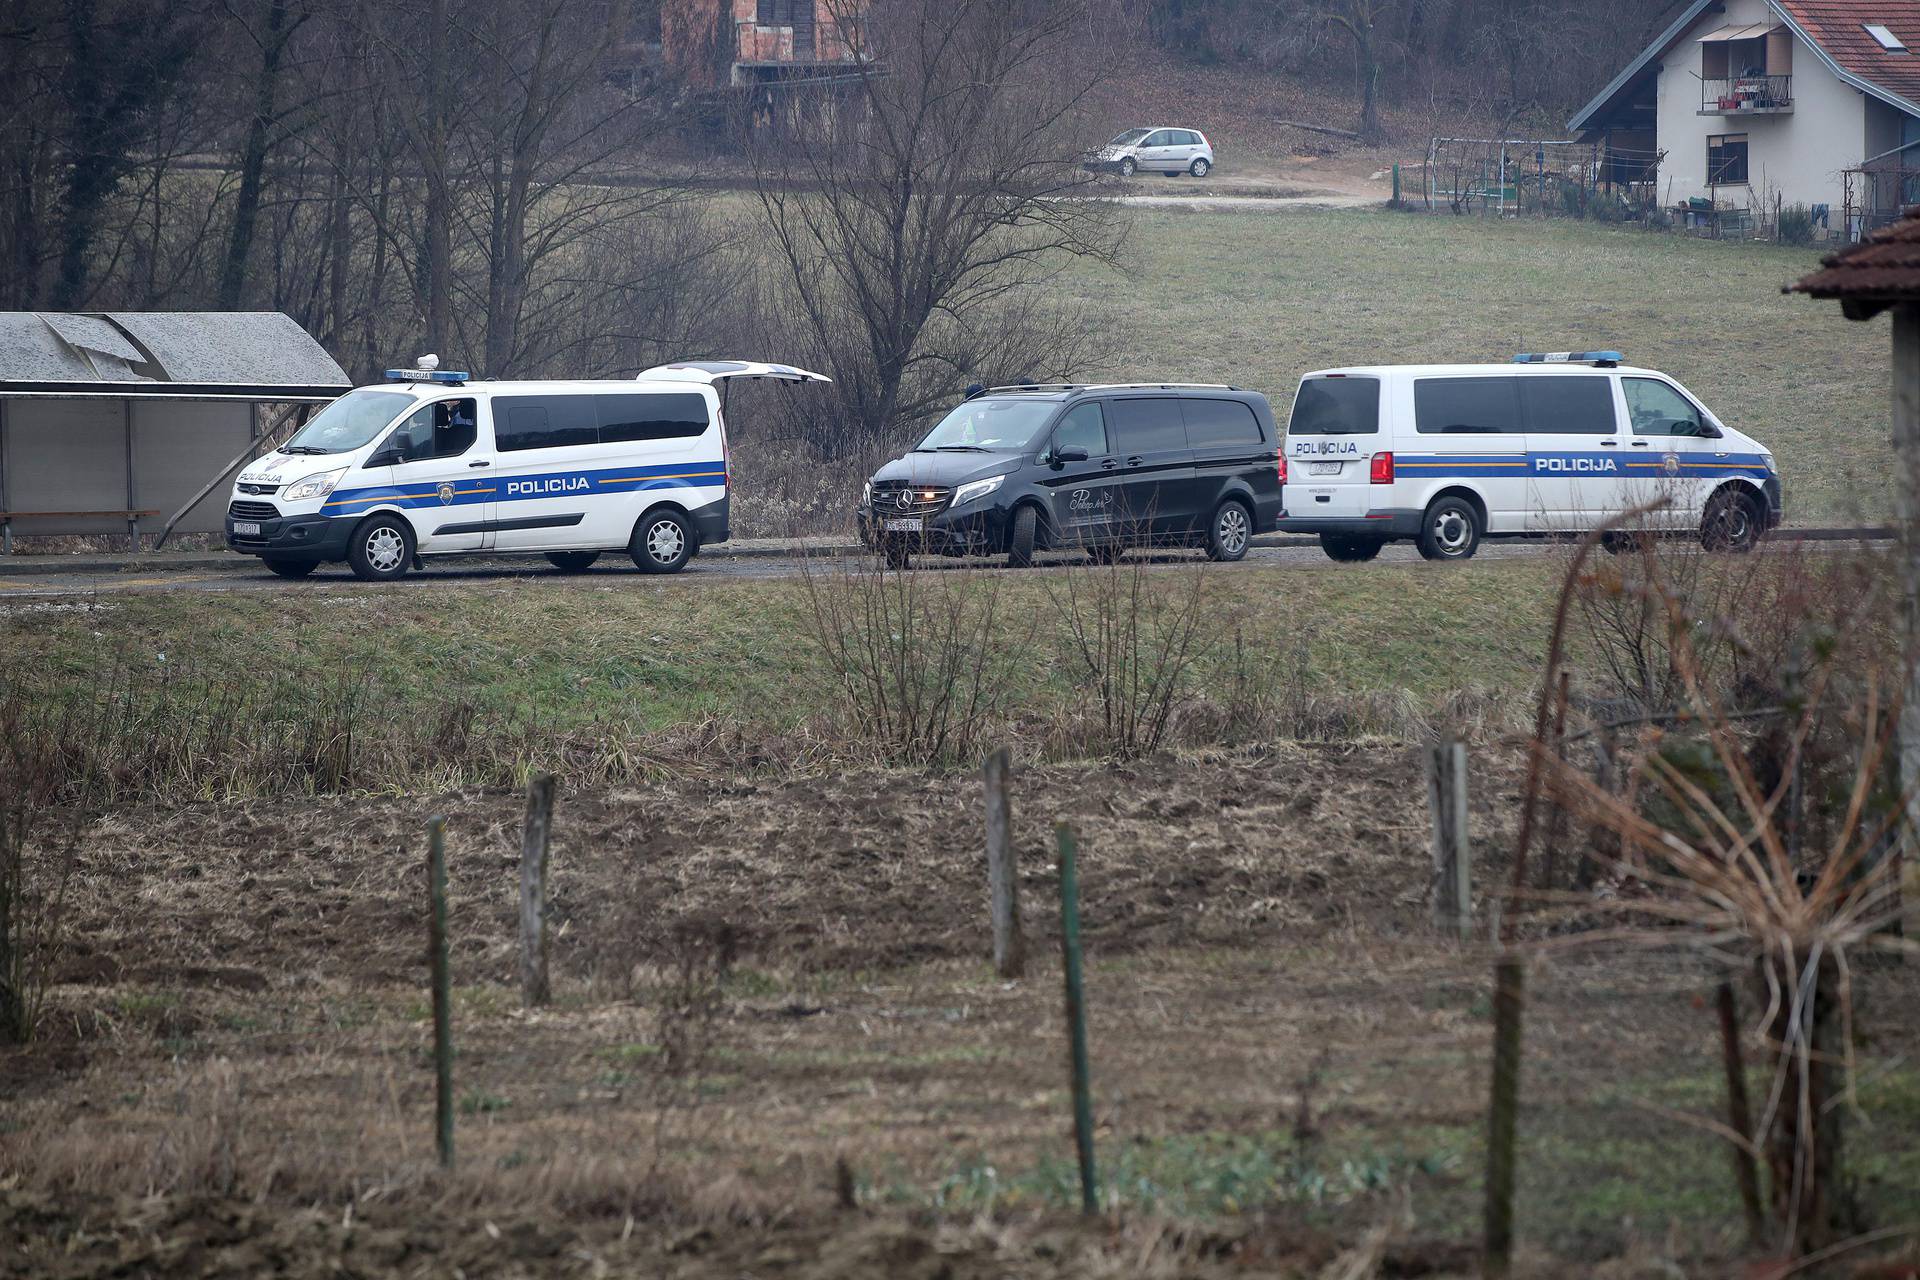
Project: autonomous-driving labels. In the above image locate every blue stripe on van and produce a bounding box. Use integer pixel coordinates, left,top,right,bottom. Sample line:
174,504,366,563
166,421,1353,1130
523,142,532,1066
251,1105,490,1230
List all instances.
1392,451,1770,479
323,461,727,512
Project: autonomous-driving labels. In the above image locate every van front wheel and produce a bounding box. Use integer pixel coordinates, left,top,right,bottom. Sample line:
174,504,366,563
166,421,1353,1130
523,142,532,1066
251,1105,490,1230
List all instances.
1701,488,1761,553
1006,505,1039,568
347,514,414,581
1417,497,1481,561
631,510,695,574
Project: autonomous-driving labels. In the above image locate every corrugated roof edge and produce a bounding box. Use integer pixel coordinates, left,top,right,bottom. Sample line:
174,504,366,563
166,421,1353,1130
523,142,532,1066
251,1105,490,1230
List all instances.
1787,207,1920,319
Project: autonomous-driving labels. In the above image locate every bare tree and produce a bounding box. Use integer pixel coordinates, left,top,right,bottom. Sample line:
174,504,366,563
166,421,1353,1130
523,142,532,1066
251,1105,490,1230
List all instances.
748,0,1124,457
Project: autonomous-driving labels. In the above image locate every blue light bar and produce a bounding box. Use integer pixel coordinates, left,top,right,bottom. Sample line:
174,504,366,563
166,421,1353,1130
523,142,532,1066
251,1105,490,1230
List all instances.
1513,351,1622,366
384,368,470,384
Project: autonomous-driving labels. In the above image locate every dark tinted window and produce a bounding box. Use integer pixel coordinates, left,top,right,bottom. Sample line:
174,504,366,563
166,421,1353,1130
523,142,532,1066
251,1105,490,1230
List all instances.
1288,377,1378,435
494,395,598,452
1108,398,1188,453
383,398,477,462
1180,397,1264,447
596,392,710,443
1518,376,1617,435
1414,377,1521,434
1052,402,1107,455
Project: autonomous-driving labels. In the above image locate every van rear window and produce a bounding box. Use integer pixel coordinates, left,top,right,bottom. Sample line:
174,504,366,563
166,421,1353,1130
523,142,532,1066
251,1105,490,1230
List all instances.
1415,377,1520,434
1179,397,1264,446
1289,377,1378,435
596,393,709,443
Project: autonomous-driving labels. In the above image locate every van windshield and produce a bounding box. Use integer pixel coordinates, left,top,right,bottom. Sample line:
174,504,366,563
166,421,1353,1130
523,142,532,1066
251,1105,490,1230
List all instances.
915,398,1057,452
280,389,414,455
1109,129,1150,146
1288,377,1379,435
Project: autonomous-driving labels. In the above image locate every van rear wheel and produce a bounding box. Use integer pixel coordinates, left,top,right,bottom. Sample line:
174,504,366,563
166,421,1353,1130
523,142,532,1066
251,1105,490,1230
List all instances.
545,551,600,572
1416,497,1481,561
1320,533,1383,562
1204,500,1252,561
631,510,694,574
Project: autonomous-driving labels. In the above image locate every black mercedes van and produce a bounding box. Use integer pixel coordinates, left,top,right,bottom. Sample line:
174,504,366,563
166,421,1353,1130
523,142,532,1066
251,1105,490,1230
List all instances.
857,384,1283,569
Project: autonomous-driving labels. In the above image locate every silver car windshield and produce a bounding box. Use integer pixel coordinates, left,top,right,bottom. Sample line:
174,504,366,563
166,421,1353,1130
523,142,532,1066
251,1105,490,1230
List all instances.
915,398,1057,452
280,389,415,454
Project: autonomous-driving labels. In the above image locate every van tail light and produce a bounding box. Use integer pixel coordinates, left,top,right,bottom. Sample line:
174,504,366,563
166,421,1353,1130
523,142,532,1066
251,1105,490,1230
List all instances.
1277,451,1287,485
1369,452,1394,484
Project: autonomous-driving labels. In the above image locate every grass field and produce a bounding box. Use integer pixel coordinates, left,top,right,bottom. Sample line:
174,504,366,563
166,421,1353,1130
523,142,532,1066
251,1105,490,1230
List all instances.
1059,208,1881,527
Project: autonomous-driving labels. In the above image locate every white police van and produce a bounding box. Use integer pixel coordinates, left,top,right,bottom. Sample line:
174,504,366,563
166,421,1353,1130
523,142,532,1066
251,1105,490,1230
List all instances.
226,359,827,580
1276,352,1780,561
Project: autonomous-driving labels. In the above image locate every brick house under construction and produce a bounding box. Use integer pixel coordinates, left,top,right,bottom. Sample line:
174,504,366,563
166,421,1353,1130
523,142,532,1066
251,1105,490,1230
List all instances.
661,0,867,92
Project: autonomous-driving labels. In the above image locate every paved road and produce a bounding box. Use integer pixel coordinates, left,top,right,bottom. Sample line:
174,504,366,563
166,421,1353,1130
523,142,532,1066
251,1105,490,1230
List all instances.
0,539,1570,600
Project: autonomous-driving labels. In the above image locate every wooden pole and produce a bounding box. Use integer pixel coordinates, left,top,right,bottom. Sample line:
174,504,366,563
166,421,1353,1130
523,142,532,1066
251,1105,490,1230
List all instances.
1483,953,1524,1277
984,748,1025,978
1892,303,1919,944
427,815,454,1170
1716,979,1766,1245
1055,822,1098,1215
520,774,555,1007
1427,738,1471,939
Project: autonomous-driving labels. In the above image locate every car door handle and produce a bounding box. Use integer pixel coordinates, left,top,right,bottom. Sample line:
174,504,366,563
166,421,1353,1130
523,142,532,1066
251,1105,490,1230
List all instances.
1100,458,1118,470
1599,440,1618,447
468,460,491,468
1126,456,1145,467
1630,441,1650,447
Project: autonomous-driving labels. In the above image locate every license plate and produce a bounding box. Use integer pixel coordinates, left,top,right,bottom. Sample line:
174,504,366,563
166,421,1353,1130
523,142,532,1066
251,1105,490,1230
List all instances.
1308,462,1342,476
232,521,261,536
883,517,923,533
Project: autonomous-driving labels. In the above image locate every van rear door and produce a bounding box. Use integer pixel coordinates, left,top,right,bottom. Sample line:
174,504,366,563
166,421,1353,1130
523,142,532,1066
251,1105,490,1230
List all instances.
1284,374,1380,521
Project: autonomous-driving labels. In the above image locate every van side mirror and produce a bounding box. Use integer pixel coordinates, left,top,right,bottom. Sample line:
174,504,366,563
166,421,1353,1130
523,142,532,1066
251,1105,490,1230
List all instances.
1052,445,1089,464
1697,422,1722,439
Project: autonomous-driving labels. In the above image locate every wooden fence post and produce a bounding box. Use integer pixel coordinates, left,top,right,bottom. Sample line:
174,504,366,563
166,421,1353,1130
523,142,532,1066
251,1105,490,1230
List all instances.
984,748,1025,978
427,815,454,1170
520,774,555,1008
1427,738,1472,939
1055,822,1098,1215
1483,952,1524,1277
1716,978,1766,1245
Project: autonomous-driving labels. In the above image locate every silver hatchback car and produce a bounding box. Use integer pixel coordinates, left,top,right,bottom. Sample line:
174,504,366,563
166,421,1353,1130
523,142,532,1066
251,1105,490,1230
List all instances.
1085,127,1214,178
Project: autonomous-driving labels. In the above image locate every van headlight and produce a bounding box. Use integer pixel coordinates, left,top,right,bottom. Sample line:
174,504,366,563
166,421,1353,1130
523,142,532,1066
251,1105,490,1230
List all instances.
282,468,347,502
952,475,1007,507
861,480,872,508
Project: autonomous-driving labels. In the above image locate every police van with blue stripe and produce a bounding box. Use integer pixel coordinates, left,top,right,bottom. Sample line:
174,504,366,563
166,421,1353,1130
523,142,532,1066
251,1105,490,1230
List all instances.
226,358,827,580
1276,353,1780,561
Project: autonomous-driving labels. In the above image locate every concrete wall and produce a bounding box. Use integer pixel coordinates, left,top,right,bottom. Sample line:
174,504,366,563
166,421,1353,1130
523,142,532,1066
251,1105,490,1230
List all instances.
0,397,253,538
1654,0,1870,211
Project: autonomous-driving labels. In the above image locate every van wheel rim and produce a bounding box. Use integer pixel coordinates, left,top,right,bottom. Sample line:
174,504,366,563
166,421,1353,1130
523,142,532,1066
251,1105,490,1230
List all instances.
1724,506,1750,544
1433,511,1470,553
1218,507,1248,553
647,520,684,563
366,527,405,572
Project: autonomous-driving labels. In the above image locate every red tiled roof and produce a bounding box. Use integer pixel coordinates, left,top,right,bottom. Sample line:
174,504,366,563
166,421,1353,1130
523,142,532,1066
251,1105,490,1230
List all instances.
1790,207,1920,313
1776,0,1920,110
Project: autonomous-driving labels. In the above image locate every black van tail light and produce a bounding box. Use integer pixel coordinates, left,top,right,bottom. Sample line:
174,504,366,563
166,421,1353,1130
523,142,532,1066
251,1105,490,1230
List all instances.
1370,452,1394,484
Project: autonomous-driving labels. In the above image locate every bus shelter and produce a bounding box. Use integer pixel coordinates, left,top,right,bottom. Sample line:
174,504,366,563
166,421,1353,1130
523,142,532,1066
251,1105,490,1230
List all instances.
0,312,348,552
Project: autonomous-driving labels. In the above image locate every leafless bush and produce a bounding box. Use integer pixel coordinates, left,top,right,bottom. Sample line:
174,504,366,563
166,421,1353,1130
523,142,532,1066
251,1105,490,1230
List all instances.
797,555,1028,766
1529,522,1911,1260
1043,553,1209,759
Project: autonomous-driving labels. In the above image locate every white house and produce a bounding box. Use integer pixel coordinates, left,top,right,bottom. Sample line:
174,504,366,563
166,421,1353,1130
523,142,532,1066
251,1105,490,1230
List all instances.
1570,0,1920,234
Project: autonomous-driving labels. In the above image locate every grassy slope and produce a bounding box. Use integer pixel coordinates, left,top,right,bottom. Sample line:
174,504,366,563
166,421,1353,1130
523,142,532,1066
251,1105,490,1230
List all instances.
1061,208,1886,526
1,558,1561,794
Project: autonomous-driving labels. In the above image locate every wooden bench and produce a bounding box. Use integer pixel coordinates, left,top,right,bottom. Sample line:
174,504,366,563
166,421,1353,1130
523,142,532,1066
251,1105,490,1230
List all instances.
0,509,161,553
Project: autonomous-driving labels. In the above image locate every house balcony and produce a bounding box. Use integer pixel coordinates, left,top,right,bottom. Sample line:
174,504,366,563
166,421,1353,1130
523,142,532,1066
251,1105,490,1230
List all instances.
734,19,857,66
1699,75,1792,115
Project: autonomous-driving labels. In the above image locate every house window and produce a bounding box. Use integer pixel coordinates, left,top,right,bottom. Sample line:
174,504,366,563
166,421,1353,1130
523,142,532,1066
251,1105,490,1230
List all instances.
1865,23,1909,52
1708,133,1749,184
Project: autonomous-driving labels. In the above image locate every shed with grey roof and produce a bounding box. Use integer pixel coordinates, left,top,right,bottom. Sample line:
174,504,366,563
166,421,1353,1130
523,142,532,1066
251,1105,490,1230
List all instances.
0,312,349,551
